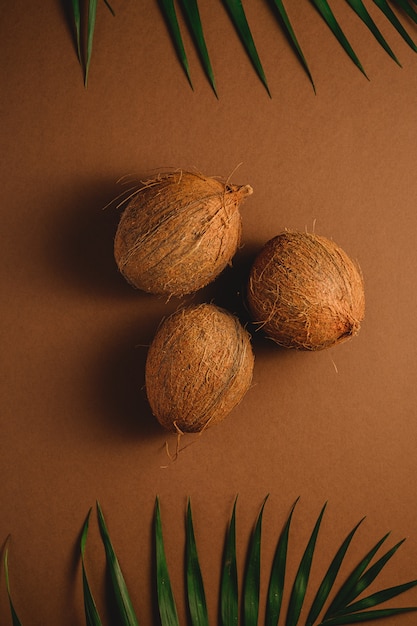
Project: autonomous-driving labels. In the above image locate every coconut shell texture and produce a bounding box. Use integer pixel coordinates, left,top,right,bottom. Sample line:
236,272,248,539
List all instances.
114,171,253,297
247,231,365,351
145,304,254,433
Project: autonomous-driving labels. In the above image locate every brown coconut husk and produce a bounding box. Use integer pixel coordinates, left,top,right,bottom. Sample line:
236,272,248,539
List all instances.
247,231,365,351
114,171,253,297
145,303,254,433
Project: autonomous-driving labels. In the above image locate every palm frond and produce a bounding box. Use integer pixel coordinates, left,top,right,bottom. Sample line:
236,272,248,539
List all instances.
67,0,417,93
286,503,327,626
181,0,217,96
85,0,98,86
80,510,103,626
323,530,393,619
159,0,193,89
96,502,140,626
372,0,417,51
222,0,271,96
270,1,315,91
305,517,366,626
265,498,299,626
186,499,209,626
242,495,268,626
155,497,180,626
311,0,368,78
345,0,401,65
3,539,23,626
220,496,239,626
319,606,417,624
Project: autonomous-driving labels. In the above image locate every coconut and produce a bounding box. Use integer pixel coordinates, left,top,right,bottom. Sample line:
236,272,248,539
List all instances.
247,231,365,350
145,303,254,433
114,171,253,297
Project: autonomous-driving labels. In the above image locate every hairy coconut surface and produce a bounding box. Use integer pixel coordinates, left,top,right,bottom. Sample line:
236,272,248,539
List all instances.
247,231,365,350
114,171,253,297
145,303,254,433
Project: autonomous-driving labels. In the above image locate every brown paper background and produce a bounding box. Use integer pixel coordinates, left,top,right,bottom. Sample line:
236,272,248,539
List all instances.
1,1,417,624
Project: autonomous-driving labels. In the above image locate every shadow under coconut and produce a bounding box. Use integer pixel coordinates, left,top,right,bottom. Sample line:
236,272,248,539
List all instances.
91,323,163,440
204,240,295,357
44,176,146,299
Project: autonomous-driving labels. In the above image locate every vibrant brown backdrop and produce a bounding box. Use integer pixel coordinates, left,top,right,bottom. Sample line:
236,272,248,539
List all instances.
1,2,417,624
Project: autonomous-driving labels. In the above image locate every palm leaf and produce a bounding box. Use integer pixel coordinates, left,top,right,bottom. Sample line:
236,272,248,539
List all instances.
265,498,299,626
3,539,23,626
391,0,417,22
85,0,98,86
186,499,209,626
311,0,368,78
155,497,180,626
181,0,217,96
159,0,193,89
270,0,315,91
323,531,391,618
80,510,103,626
285,503,327,626
305,517,366,626
242,495,268,626
372,0,417,52
223,0,270,96
71,0,82,63
319,606,417,624
220,496,239,626
345,0,401,65
96,502,140,626
333,579,417,616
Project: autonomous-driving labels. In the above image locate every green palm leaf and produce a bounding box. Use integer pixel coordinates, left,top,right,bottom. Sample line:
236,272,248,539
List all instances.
372,0,417,52
159,0,193,88
220,496,239,626
319,606,417,624
311,0,368,78
243,495,268,626
285,503,327,626
223,0,271,96
345,0,401,65
80,510,103,626
305,517,366,626
3,539,22,626
391,0,417,22
155,497,180,626
265,498,299,626
337,538,407,608
181,0,217,96
323,531,390,618
186,499,209,626
270,0,315,91
71,0,82,63
333,579,417,616
97,502,140,626
85,0,98,86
